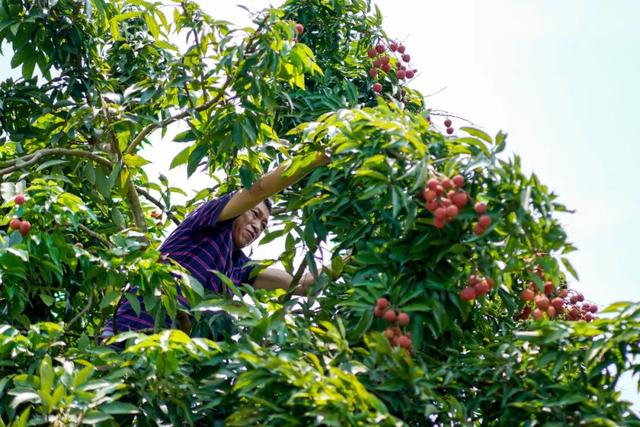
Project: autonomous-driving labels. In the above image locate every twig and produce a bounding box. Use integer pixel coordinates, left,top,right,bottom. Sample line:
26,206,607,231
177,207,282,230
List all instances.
423,85,448,98
290,257,308,291
124,13,270,155
66,292,94,330
0,148,113,175
124,77,232,155
190,25,209,103
136,186,180,225
279,257,308,305
428,110,477,126
78,223,112,248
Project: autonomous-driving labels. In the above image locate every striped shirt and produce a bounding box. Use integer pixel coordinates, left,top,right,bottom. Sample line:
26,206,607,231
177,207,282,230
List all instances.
103,192,256,334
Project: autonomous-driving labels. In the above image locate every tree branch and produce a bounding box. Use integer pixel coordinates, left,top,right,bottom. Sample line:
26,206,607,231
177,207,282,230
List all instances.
124,13,271,156
279,256,309,305
428,110,477,126
126,182,148,233
124,77,232,155
0,148,112,175
136,186,180,225
66,292,94,330
78,223,112,248
100,96,148,233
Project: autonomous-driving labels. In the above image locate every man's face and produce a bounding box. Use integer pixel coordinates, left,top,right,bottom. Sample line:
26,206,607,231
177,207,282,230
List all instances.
231,202,270,249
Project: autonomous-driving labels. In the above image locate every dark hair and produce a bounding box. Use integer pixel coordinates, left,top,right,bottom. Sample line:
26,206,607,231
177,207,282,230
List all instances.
263,198,273,213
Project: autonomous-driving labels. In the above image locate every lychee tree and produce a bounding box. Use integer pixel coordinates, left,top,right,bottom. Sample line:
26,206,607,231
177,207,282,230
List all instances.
0,0,639,425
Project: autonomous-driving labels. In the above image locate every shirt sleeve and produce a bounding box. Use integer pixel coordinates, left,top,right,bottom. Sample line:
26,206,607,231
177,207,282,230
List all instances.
178,192,236,234
234,251,258,286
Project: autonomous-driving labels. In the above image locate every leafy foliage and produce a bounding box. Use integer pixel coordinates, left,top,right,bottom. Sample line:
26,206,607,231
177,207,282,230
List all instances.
0,0,638,425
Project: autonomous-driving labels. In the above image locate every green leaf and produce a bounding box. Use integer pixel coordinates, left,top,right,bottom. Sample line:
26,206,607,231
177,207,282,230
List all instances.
57,192,86,212
39,294,54,307
454,137,490,156
180,273,205,297
350,308,373,339
39,355,54,395
123,154,150,167
35,159,69,172
239,165,254,189
81,411,114,424
144,14,159,39
10,391,40,409
125,293,141,316
100,290,121,309
106,161,123,194
12,408,30,427
174,129,197,142
100,402,140,415
561,257,579,280
187,144,208,177
601,301,633,313
460,126,492,143
111,207,125,228
170,145,191,169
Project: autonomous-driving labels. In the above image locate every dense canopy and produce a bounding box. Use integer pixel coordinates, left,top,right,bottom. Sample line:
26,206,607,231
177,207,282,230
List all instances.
0,0,638,425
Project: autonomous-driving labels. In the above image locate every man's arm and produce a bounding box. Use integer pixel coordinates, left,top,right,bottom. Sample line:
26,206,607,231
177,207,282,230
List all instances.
252,252,352,296
219,152,330,222
252,268,314,296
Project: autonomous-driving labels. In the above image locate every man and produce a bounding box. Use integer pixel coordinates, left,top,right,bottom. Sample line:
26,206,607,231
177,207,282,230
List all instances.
103,152,329,336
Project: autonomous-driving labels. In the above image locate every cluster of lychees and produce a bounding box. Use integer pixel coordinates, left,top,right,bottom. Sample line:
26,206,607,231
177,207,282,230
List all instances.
421,174,468,228
368,41,416,94
421,174,494,234
517,266,597,322
444,118,454,135
374,297,413,350
459,274,494,301
472,202,492,235
565,291,598,321
7,194,31,237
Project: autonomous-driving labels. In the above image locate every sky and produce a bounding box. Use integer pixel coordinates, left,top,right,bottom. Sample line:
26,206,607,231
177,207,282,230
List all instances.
1,0,638,406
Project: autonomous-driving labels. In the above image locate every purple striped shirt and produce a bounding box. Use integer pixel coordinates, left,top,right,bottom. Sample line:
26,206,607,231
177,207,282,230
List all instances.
104,192,256,334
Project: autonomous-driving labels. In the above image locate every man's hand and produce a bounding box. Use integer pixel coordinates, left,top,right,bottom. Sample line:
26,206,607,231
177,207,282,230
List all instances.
253,252,351,297
252,268,315,296
219,151,330,222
